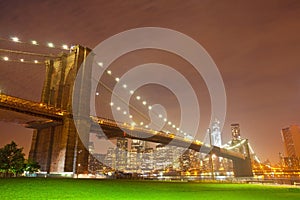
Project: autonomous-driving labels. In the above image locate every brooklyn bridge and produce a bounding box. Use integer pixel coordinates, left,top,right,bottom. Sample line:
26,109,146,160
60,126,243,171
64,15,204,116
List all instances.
0,45,254,177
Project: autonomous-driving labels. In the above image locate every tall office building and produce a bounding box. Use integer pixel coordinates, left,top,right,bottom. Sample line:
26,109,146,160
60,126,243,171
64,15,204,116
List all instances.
179,150,191,172
141,148,154,173
155,144,174,171
231,123,241,140
281,125,300,157
127,139,144,173
104,147,116,170
116,138,128,171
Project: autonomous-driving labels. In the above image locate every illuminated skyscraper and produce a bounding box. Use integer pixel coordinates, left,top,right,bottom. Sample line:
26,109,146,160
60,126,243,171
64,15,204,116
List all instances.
211,119,222,147
141,148,154,173
155,144,174,171
116,138,128,171
127,139,144,173
104,147,116,170
281,125,300,157
231,123,241,140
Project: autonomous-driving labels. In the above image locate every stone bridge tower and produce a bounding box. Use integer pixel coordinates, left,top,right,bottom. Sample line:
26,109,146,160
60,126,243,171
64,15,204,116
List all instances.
29,45,92,175
230,123,253,177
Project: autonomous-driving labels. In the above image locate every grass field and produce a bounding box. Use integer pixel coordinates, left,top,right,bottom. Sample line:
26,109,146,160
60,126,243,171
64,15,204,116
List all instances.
0,178,299,200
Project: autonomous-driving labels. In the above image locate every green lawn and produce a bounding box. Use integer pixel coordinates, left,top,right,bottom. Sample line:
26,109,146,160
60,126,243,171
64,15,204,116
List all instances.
0,178,299,200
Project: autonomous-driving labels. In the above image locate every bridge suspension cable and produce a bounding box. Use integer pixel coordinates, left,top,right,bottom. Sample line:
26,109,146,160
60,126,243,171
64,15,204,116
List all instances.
0,48,59,58
92,58,189,138
0,36,70,51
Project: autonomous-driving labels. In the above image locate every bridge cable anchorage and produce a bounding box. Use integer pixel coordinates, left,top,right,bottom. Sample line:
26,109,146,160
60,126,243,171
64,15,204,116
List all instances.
0,36,70,51
92,59,190,138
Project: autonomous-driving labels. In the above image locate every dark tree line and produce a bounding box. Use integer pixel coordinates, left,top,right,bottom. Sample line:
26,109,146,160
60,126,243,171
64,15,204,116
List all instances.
0,141,40,177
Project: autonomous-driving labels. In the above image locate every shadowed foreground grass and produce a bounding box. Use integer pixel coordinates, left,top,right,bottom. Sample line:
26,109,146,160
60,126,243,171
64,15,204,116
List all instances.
0,178,299,200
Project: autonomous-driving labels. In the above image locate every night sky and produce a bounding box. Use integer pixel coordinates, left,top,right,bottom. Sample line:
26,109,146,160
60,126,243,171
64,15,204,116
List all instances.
1,0,300,163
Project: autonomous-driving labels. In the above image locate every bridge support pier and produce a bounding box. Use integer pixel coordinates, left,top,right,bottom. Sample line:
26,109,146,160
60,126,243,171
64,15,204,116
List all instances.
231,139,253,177
232,157,253,177
29,45,92,175
29,120,89,174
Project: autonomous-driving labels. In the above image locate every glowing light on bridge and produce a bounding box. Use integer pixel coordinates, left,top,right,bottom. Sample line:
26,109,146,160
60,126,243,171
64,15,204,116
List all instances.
148,106,152,110
31,40,38,45
136,96,141,100
115,77,120,82
122,84,127,88
0,56,43,64
97,62,103,67
11,36,20,42
62,44,69,50
3,35,70,51
109,102,114,106
107,70,112,75
95,92,100,96
142,101,147,105
47,42,54,48
129,90,134,94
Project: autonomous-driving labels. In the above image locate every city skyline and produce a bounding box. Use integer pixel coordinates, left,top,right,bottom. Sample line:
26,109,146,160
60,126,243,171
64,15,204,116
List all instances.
1,0,300,164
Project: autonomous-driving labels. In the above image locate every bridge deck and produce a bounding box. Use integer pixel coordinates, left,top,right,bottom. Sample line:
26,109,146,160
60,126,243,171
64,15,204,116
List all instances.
0,93,245,161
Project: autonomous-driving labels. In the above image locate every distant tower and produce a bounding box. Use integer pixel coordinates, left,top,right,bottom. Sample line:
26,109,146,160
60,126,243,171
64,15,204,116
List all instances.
281,125,300,158
231,123,241,140
116,138,128,171
211,119,222,147
229,123,253,177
